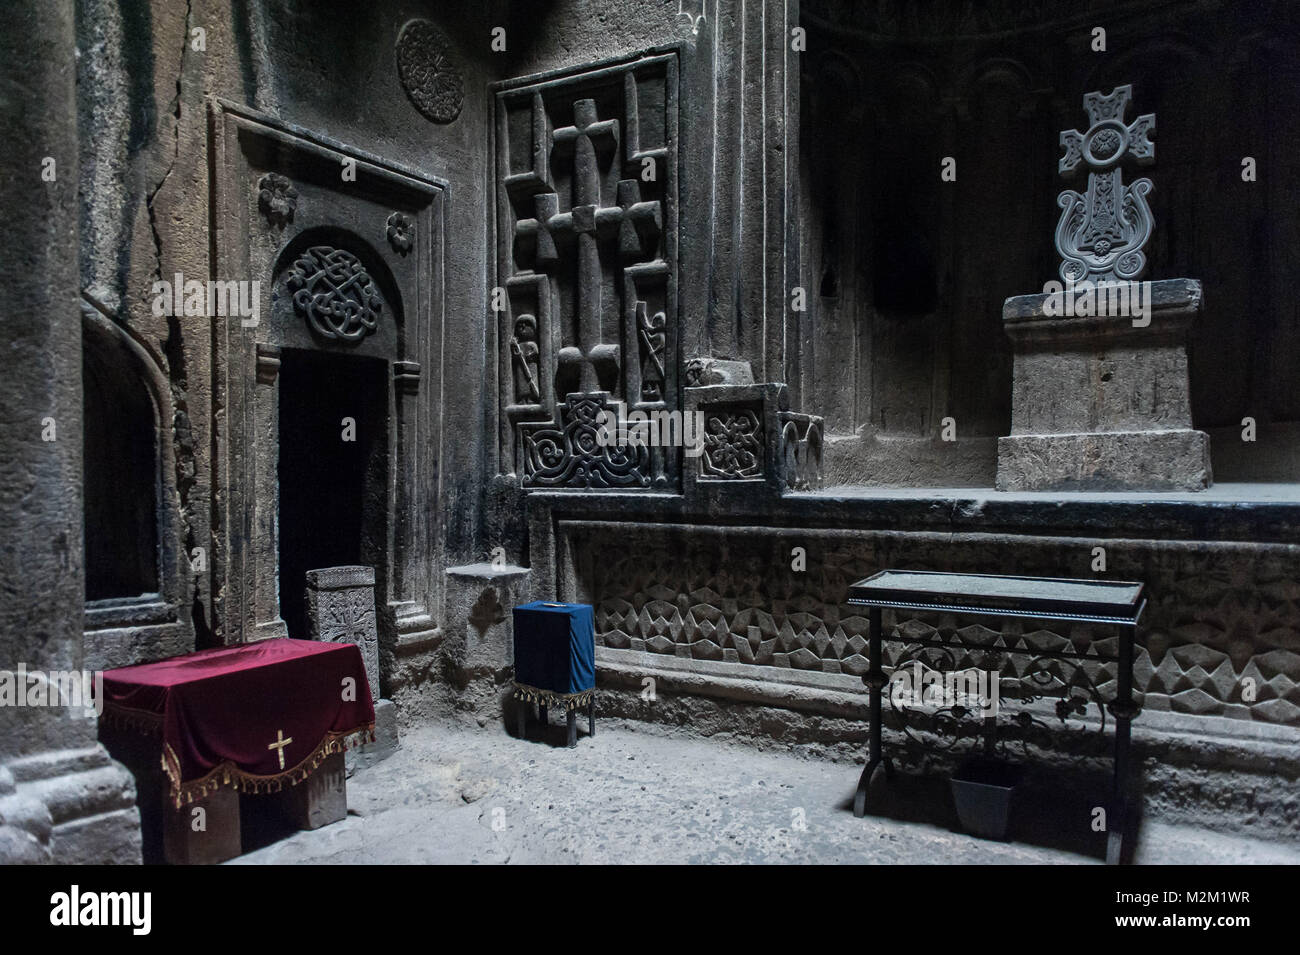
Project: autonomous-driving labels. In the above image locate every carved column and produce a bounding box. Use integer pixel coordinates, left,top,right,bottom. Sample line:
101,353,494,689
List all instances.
0,0,139,863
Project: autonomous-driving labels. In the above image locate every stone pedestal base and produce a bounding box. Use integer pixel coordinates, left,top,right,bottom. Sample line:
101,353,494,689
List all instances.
999,277,1211,491
997,429,1211,491
2,746,142,864
268,752,347,831
164,785,241,866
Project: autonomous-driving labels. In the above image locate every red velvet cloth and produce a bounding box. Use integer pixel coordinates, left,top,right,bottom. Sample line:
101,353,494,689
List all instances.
101,639,374,805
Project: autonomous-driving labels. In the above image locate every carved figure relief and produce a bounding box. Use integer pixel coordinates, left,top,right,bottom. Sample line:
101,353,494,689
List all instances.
510,314,541,404
637,303,667,402
285,246,383,342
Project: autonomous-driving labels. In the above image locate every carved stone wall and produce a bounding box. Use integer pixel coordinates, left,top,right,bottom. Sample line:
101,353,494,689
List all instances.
494,52,679,490
565,523,1300,725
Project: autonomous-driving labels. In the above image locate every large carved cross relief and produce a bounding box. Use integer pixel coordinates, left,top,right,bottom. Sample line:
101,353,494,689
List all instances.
495,54,678,489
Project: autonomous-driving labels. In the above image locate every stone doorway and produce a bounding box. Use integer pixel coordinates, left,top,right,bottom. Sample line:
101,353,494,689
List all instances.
276,348,389,640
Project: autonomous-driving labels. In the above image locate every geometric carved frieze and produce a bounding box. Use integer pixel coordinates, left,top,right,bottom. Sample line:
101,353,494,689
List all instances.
395,19,465,124
573,527,1300,727
285,246,383,342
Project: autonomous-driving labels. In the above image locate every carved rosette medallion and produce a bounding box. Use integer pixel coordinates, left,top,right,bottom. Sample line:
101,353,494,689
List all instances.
701,407,763,479
395,19,465,124
285,246,382,342
257,172,297,227
521,392,651,489
386,212,415,254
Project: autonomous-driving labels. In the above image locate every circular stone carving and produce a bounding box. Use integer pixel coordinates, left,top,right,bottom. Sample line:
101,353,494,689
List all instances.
285,246,383,342
395,19,464,124
1084,119,1129,167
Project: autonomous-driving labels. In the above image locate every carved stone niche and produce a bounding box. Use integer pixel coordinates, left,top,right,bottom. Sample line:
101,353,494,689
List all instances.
208,100,445,668
684,374,824,497
493,52,680,490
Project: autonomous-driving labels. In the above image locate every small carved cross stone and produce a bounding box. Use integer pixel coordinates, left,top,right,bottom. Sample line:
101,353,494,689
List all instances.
305,565,380,703
1054,84,1156,284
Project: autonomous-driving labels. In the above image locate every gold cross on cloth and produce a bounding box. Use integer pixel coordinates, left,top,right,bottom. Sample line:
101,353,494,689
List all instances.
267,729,294,770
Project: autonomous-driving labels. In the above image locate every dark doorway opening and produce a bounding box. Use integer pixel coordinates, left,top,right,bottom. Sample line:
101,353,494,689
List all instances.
277,349,388,639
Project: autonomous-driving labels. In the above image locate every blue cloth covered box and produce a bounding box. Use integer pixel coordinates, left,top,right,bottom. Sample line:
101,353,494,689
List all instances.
512,601,596,709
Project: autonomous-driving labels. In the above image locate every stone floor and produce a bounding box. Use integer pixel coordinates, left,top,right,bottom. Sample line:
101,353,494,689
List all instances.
232,719,1300,865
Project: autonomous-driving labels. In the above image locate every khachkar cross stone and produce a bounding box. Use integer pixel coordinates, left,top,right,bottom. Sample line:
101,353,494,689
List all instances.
995,83,1210,492
516,98,662,394
305,566,380,703
1055,85,1155,283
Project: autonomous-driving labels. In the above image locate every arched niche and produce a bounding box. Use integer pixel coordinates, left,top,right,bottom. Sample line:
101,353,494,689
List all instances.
81,301,186,669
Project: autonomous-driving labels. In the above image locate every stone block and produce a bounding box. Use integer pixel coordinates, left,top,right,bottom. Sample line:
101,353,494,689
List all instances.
268,752,347,831
997,429,1211,491
998,277,1211,491
683,382,824,495
163,784,241,866
445,563,532,676
345,698,399,774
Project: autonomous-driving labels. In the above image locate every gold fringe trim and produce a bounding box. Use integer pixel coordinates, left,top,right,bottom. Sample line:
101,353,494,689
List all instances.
512,682,594,712
161,724,376,809
100,701,165,736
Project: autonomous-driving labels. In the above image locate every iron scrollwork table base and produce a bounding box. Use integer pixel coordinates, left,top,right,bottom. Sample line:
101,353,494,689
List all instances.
847,570,1145,866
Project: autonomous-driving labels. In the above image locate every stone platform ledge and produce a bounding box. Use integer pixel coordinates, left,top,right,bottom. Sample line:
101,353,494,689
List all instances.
1004,276,1202,341
598,647,870,718
997,429,1211,492
446,562,531,581
594,649,1300,776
